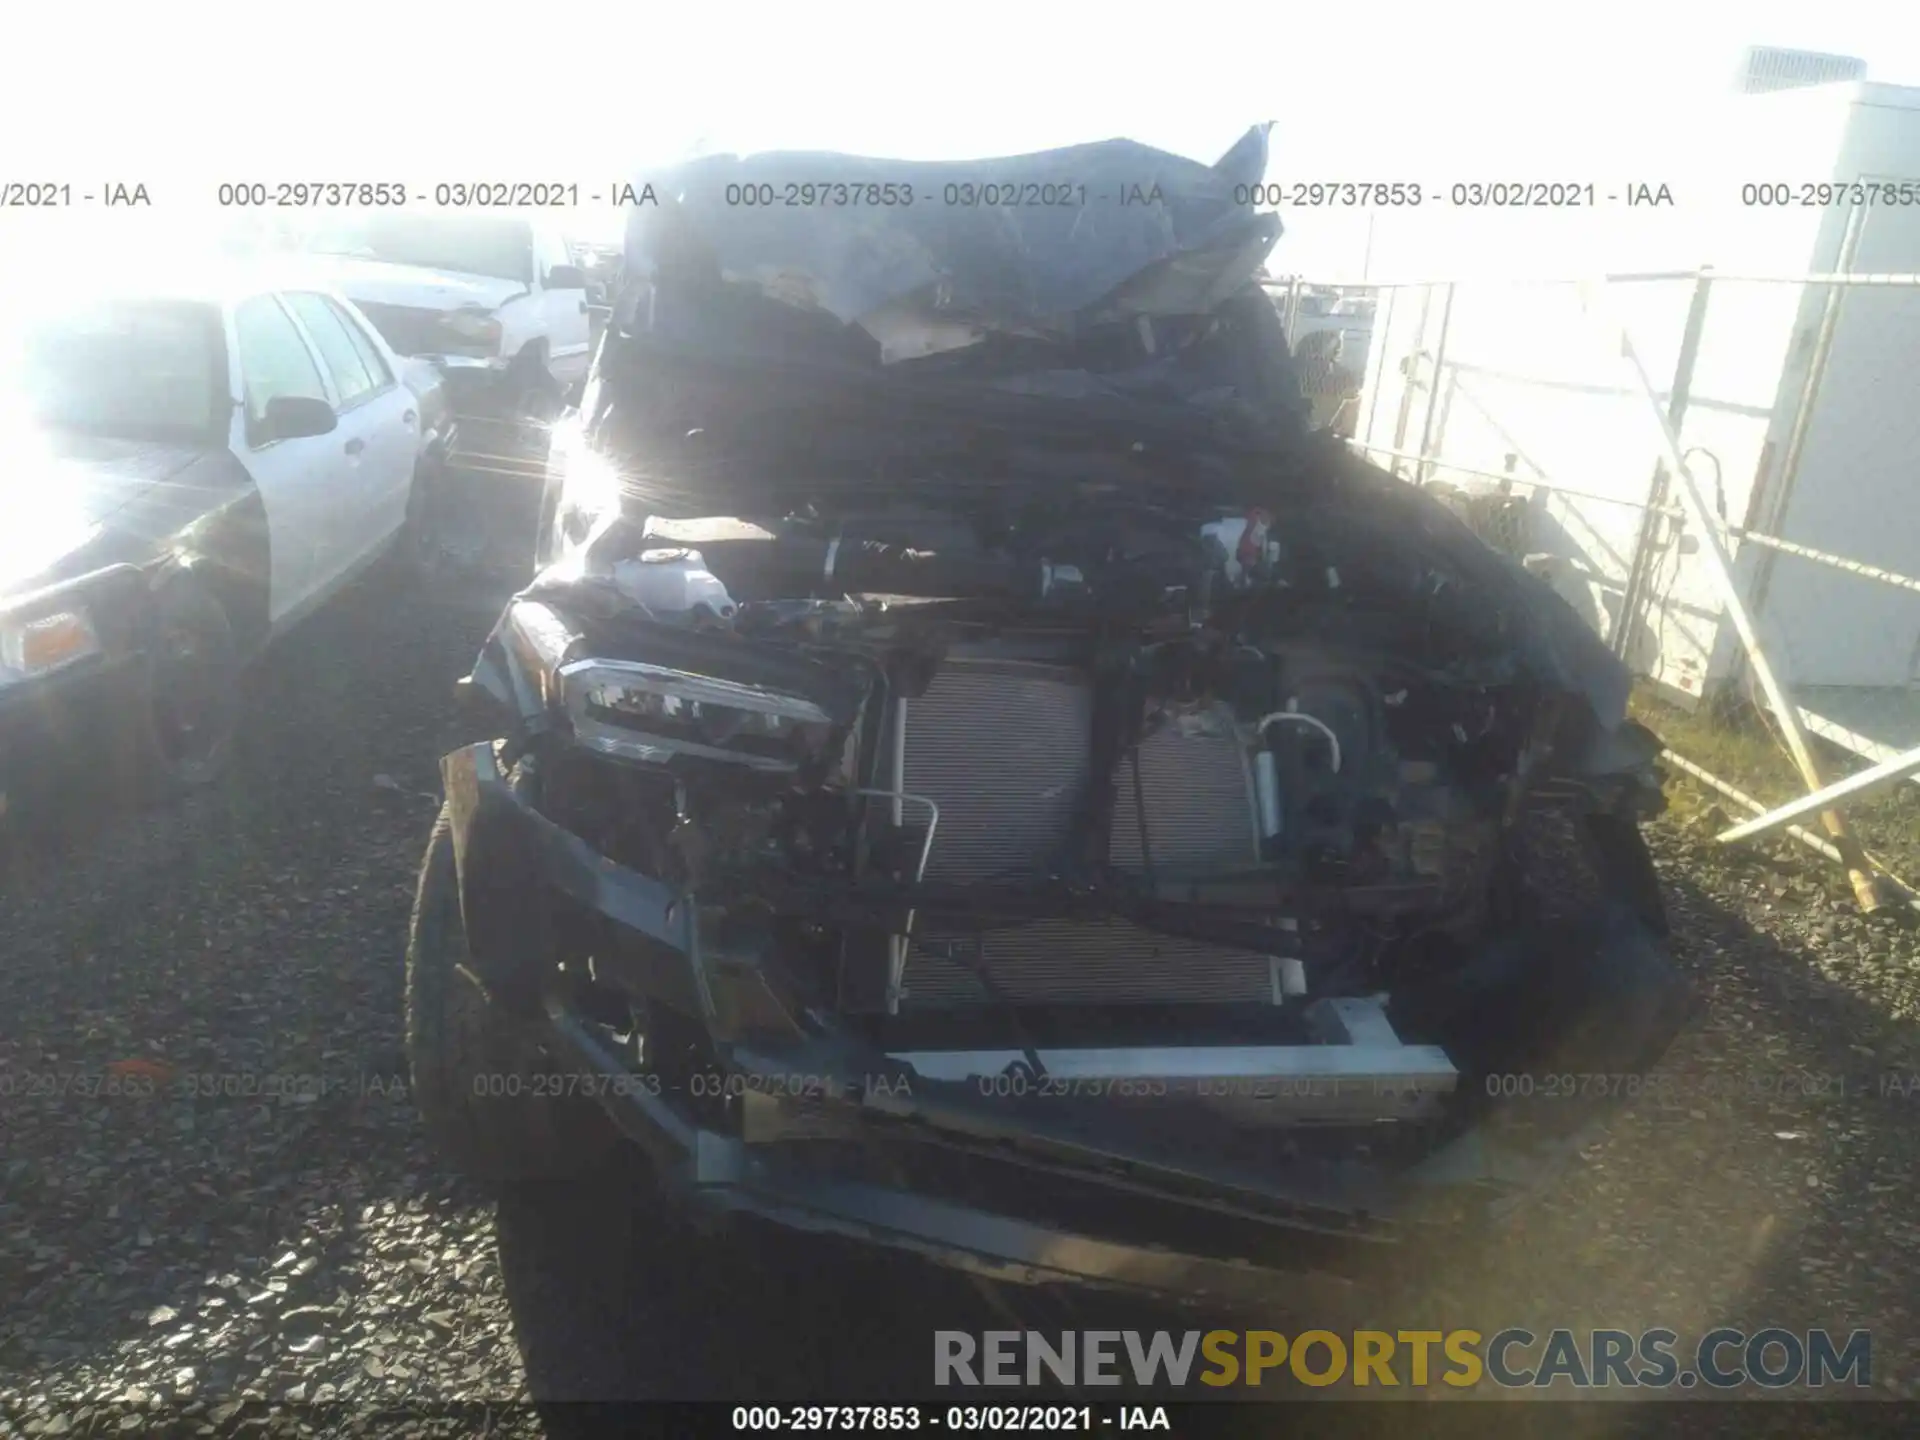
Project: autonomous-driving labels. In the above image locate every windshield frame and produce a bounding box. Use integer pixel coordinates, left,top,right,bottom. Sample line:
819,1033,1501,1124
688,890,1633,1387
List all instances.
6,297,231,448
302,214,537,286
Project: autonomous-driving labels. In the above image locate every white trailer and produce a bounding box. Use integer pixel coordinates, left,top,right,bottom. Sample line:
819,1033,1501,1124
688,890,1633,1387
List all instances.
1350,80,1920,763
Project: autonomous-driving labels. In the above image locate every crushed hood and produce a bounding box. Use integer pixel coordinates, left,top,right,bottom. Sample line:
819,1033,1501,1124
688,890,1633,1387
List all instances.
595,125,1311,493
588,126,1637,735
622,125,1279,347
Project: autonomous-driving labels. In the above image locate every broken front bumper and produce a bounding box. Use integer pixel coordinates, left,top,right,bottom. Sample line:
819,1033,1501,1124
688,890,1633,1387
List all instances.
428,356,515,423
438,740,1694,1309
0,565,154,816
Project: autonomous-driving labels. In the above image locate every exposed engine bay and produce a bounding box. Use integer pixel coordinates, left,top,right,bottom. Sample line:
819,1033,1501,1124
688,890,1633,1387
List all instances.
484,452,1670,1128
428,125,1693,1299
543,497,1547,1009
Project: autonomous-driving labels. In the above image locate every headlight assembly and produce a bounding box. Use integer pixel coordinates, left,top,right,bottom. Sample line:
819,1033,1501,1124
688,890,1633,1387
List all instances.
557,657,835,773
0,606,101,679
485,598,849,773
440,308,502,353
483,600,578,717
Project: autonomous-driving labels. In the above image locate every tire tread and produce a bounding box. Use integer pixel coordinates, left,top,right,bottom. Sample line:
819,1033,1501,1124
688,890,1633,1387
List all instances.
405,806,618,1186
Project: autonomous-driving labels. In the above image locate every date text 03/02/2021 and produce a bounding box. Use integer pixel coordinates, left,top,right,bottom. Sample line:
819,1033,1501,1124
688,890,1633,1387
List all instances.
1229,180,1676,207
714,179,1676,208
1481,1069,1855,1102
209,181,662,208
730,1405,1171,1432
466,1070,913,1102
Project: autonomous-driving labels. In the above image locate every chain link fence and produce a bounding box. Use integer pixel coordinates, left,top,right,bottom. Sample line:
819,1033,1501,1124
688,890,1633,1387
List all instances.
1269,265,1920,910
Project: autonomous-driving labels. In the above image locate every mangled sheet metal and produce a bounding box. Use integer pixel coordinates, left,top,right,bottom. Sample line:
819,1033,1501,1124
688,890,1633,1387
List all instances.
407,123,1694,1310
601,125,1312,510
594,127,1635,729
621,125,1279,346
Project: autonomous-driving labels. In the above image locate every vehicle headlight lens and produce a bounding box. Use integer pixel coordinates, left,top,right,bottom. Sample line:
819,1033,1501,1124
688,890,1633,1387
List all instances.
558,658,834,772
1,608,100,677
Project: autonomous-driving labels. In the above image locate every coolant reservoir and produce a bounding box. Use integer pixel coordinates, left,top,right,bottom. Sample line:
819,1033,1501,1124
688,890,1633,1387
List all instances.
610,548,737,617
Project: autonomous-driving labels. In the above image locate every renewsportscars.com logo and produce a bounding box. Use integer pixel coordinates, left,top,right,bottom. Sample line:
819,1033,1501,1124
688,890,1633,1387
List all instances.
934,1328,1873,1391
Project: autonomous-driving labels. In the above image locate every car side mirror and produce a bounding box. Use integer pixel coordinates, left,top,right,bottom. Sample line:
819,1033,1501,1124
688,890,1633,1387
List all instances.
543,264,588,291
262,395,338,442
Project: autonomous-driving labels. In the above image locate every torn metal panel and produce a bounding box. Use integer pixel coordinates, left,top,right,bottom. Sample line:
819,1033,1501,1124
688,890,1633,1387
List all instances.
623,127,1276,335
414,123,1693,1310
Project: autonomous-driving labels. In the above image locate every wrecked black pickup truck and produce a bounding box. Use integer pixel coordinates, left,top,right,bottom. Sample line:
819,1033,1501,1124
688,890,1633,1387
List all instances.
404,126,1694,1308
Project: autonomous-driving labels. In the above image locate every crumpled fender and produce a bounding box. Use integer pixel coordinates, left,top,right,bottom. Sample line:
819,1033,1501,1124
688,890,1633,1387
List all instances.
439,743,556,1017
439,740,696,1018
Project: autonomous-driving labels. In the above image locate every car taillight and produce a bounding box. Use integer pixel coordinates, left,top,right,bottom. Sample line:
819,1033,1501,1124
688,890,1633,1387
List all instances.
440,309,502,353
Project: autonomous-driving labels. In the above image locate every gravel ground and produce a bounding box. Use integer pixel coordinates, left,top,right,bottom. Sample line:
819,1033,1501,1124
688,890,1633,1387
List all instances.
3,564,1919,1428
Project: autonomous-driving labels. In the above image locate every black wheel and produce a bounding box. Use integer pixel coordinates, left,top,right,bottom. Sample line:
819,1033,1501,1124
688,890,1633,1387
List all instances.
122,575,241,799
390,458,453,585
406,806,620,1186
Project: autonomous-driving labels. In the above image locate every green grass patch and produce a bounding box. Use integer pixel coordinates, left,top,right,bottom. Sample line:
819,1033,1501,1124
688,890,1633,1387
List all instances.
1632,682,1920,894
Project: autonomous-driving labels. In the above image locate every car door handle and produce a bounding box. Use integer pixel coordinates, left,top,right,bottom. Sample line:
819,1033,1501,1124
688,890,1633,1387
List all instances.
403,409,417,426
344,438,365,456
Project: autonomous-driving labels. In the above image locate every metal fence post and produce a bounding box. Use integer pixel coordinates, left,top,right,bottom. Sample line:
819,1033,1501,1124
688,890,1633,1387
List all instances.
1747,204,1869,624
1361,284,1396,448
1283,277,1303,346
1413,282,1456,485
1386,283,1436,478
1613,270,1714,662
1716,742,1920,843
1589,283,1885,913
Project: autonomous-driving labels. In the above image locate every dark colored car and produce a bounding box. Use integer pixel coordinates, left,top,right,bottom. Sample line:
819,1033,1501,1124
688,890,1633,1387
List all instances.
404,127,1692,1309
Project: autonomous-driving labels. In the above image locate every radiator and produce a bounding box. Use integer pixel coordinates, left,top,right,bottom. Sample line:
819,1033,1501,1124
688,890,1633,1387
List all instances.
889,659,1275,1011
900,918,1279,1009
903,660,1092,886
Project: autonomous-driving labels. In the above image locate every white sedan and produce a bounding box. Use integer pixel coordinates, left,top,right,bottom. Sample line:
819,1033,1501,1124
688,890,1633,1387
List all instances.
0,265,453,806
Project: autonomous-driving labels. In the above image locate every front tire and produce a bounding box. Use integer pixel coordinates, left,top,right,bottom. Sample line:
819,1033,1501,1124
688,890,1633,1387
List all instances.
121,574,242,800
390,458,453,585
406,806,620,1186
